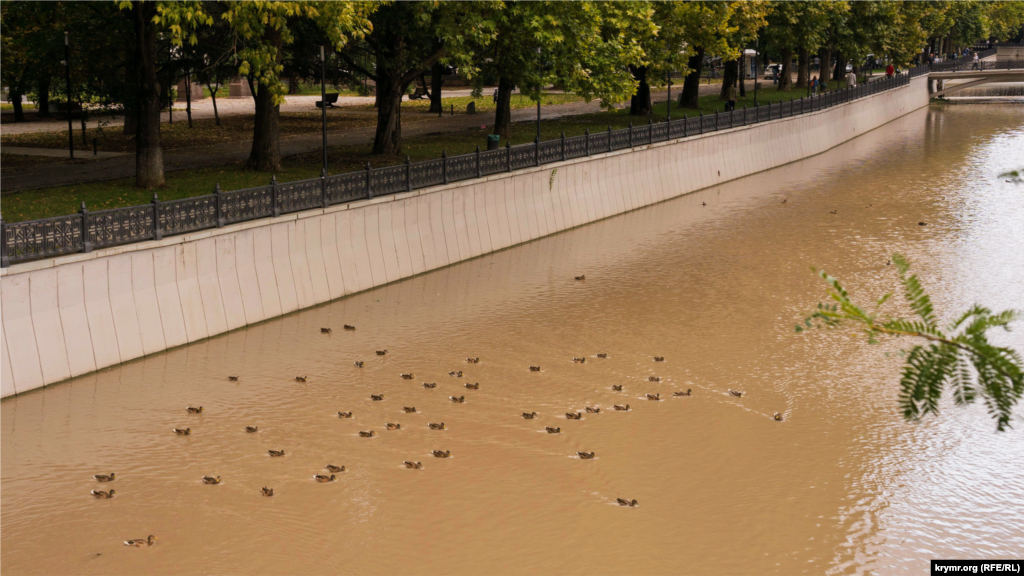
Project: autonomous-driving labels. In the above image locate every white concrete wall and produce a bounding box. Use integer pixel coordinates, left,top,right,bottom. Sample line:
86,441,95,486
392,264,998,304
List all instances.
0,76,931,398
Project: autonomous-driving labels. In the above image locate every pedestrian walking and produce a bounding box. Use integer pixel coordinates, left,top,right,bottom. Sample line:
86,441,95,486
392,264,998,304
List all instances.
726,82,738,111
971,52,980,70
811,75,819,95
885,63,895,78
846,69,857,88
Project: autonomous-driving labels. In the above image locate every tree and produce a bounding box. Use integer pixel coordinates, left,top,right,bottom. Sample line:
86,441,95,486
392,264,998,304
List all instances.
717,1,772,101
217,1,373,171
764,1,844,91
677,1,737,108
798,254,1022,432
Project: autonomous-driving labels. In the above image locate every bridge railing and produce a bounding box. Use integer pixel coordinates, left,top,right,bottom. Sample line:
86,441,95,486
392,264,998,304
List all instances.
0,72,914,267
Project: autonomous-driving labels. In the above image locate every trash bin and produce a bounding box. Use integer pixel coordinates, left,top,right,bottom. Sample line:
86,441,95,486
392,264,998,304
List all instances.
487,134,501,151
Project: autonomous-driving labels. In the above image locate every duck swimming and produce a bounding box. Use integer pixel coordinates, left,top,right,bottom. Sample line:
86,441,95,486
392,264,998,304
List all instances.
573,357,586,363
450,396,466,403
354,361,365,368
228,376,239,381
616,498,639,507
124,535,157,547
574,275,586,281
295,376,308,383
646,393,661,401
262,487,274,497
401,373,415,379
729,389,744,397
186,406,203,414
321,328,332,334
94,473,116,482
523,412,538,419
428,422,446,430
432,450,451,458
91,489,115,499
596,353,609,359
648,376,661,382
653,356,665,362
612,385,623,391
376,350,388,356
245,426,259,433
529,366,541,372
423,382,437,389
371,394,385,401
449,370,463,377
577,452,596,459
465,383,480,390
344,325,356,331
774,412,784,421
313,474,336,483
337,411,353,418
268,450,285,457
403,407,417,413
326,465,345,473
359,431,376,438
585,407,601,413
613,404,630,411
202,476,221,485
173,428,191,435
673,389,693,397
386,423,402,430
566,412,582,420
467,357,480,364
404,461,424,469
546,427,561,434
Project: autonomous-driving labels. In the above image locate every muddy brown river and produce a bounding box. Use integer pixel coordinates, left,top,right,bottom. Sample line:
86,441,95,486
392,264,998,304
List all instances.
3,104,1023,576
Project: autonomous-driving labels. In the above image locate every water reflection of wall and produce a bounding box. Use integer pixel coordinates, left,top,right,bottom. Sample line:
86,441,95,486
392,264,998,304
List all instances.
0,77,932,399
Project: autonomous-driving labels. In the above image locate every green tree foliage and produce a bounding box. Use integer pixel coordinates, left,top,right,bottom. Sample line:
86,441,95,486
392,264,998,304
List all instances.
798,254,1023,431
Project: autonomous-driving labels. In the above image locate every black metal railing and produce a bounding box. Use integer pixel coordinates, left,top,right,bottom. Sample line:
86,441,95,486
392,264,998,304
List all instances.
1,71,924,267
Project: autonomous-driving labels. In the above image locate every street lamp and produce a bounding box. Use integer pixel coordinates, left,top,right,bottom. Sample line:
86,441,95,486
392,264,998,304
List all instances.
536,47,542,144
320,45,328,176
753,38,759,107
666,39,673,123
64,31,74,159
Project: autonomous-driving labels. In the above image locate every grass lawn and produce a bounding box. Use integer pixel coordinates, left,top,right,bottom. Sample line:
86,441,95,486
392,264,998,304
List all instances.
358,93,586,114
2,84,851,223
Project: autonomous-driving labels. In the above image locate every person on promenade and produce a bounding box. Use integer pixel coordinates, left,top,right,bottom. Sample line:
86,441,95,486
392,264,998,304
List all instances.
972,52,980,70
885,63,895,78
846,69,857,88
726,82,738,111
811,75,819,95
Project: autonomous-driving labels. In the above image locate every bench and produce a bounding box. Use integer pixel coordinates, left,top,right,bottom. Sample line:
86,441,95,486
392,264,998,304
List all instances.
315,93,340,108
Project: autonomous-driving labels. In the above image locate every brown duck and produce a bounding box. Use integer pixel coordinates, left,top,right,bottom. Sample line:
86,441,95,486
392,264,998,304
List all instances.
573,357,587,363
313,474,336,483
321,328,332,334
522,412,538,419
173,428,191,435
428,422,446,430
401,373,415,380
124,535,157,547
343,325,356,331
371,394,385,401
577,452,596,459
597,353,609,358
653,356,665,362
729,389,744,397
359,430,376,438
432,450,451,458
268,450,285,457
613,404,630,411
673,389,692,397
403,407,417,413
94,473,116,482
228,375,239,381
565,412,582,420
337,411,353,418
386,423,402,431
376,350,388,356
529,366,541,372
423,382,437,389
467,357,480,364
91,489,115,499
202,476,222,485
295,376,308,383
262,487,275,497
774,412,784,421
546,427,561,434
612,385,623,391
648,376,661,382
186,406,203,414
403,461,424,469
585,407,601,413
245,426,259,432
465,383,480,390
617,498,639,507
449,370,463,377
326,464,345,473
354,361,365,368
574,275,586,281
646,393,661,401
450,396,466,403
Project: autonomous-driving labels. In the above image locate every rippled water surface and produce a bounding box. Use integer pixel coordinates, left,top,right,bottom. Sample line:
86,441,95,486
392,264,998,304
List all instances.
3,104,1024,576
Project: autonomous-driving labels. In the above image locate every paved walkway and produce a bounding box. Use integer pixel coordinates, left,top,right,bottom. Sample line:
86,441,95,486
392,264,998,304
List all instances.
2,87,725,193
1,146,128,159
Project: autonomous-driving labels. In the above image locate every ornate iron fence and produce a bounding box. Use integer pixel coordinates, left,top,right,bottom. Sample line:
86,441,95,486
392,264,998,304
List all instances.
0,69,928,267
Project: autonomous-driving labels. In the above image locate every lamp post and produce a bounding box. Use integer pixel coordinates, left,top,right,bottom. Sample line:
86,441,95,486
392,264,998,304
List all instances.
320,45,327,175
753,38,759,107
666,39,673,123
536,47,542,144
64,31,74,159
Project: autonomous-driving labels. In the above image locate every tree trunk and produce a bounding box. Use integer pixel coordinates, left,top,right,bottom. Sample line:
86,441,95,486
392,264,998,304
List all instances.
680,47,704,108
834,54,847,83
492,75,515,139
778,48,794,91
796,47,809,88
207,82,221,126
10,89,24,122
739,58,746,97
131,2,164,188
719,60,738,100
244,29,283,171
245,83,282,170
428,60,444,114
37,75,51,118
629,65,651,115
820,47,832,85
287,72,300,94
371,67,404,155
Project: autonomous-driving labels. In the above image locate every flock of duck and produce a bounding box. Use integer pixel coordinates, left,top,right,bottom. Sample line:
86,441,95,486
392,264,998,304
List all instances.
92,309,784,548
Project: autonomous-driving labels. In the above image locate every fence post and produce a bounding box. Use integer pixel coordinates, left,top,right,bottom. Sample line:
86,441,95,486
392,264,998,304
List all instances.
366,162,373,199
506,141,512,172
271,175,280,217
607,125,612,152
768,103,771,121
406,156,412,192
800,96,803,114
743,104,747,126
585,128,590,156
715,109,719,131
152,193,163,240
442,150,449,184
534,138,539,166
215,184,225,228
648,118,653,144
476,145,482,178
0,213,8,268
321,168,328,208
561,132,566,161
699,112,704,134
80,202,92,253
628,121,633,148
684,113,688,137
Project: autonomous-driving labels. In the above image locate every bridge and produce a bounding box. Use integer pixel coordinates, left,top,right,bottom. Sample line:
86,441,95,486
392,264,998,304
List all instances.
928,60,1024,98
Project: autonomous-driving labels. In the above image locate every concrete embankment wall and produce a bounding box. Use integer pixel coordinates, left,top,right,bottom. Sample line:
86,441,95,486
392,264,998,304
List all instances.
0,76,931,398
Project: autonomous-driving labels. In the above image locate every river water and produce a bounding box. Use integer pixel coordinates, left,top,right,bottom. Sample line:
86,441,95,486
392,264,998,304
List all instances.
3,104,1023,576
